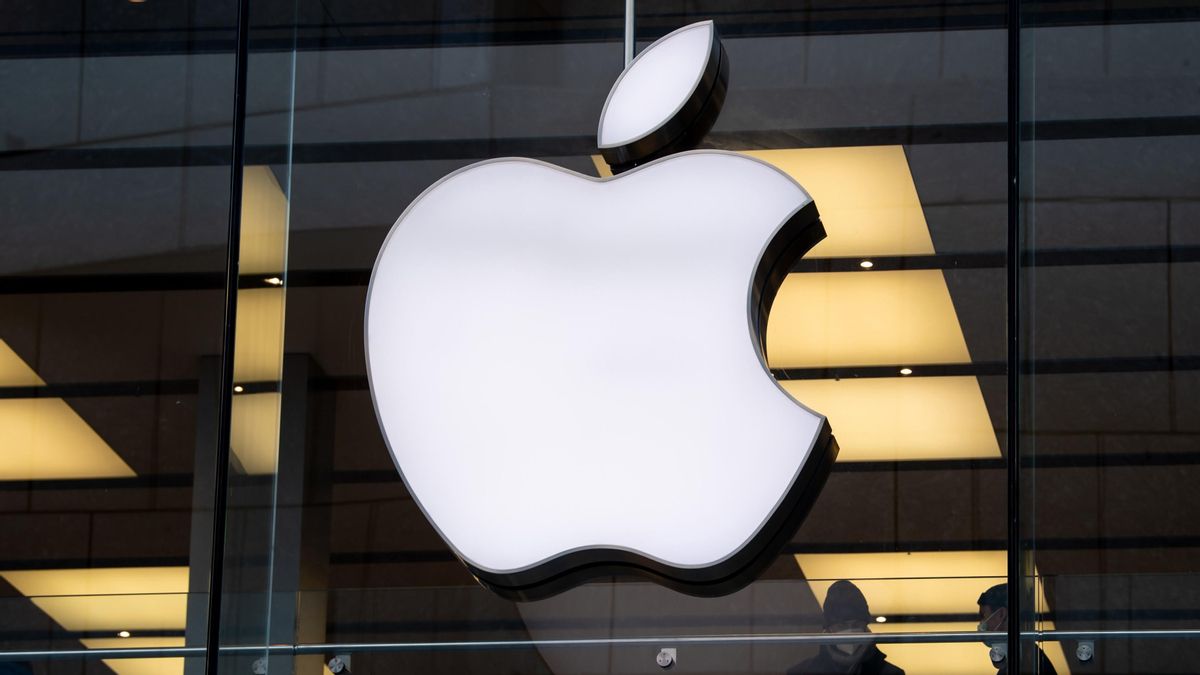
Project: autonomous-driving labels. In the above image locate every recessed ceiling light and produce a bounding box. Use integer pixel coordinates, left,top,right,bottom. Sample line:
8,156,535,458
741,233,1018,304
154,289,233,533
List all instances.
900,367,913,376
117,630,131,638
875,616,887,623
233,385,244,393
263,277,283,286
859,260,874,269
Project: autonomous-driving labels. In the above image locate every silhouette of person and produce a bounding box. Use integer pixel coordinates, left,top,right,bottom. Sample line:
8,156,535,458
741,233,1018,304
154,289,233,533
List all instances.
977,583,1057,674
787,580,904,675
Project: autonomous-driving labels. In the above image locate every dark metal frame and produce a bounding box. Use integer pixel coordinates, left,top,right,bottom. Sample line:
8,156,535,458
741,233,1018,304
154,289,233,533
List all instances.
1005,0,1023,672
203,0,251,670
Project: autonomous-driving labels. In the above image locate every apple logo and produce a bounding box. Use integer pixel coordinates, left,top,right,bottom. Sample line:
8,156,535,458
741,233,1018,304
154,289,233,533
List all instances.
366,20,838,600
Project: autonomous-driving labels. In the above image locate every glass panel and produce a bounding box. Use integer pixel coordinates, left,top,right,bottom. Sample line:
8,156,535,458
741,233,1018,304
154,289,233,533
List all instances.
1021,2,1200,673
0,1,238,673
211,2,299,675
223,0,1013,674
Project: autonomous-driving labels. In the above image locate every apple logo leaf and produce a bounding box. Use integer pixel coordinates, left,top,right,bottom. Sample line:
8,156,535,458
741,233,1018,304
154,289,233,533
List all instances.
598,20,729,174
366,20,838,601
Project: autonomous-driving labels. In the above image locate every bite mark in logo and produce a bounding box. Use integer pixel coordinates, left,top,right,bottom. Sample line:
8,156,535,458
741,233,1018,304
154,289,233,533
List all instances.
365,21,839,600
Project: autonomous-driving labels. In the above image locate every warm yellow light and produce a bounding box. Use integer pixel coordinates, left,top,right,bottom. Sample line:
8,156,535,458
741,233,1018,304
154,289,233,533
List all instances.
230,392,281,474
227,171,289,473
780,377,999,461
767,270,971,369
591,155,613,178
233,385,244,393
0,567,188,632
797,551,1009,616
0,340,134,480
871,622,1070,674
80,637,185,675
742,146,933,258
0,340,43,386
592,146,927,262
795,552,1070,673
870,622,998,675
0,399,137,479
239,166,288,276
233,288,285,383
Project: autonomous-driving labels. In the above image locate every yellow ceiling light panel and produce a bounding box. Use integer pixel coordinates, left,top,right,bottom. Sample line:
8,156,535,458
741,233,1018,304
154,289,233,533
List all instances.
229,169,288,473
231,165,288,390
80,638,185,675
781,377,999,461
796,551,1010,616
767,270,971,368
743,146,933,258
795,552,1072,671
230,392,282,475
0,339,134,480
239,166,288,276
869,622,1007,675
0,567,188,632
232,288,285,384
0,340,44,386
593,145,929,260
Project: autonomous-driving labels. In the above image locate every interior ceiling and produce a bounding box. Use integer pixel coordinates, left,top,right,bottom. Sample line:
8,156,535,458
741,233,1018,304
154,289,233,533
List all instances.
3,0,1198,58
0,3,1198,673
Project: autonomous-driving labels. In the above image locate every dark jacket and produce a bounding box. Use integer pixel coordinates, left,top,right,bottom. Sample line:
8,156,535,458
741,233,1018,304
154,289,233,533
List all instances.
786,645,905,675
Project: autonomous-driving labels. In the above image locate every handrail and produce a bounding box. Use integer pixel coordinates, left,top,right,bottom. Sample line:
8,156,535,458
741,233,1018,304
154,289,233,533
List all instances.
5,629,1200,661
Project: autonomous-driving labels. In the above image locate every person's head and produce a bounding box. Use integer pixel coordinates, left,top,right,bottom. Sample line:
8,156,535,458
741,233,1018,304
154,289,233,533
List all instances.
977,583,1010,667
822,580,872,666
977,583,1009,631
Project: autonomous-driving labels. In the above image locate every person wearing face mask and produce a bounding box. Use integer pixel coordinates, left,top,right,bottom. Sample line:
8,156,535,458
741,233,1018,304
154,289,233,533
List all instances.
787,580,904,675
977,583,1057,674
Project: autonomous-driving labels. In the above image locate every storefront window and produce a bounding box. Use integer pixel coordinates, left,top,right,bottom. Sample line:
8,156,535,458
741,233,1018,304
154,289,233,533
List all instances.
1,1,1197,674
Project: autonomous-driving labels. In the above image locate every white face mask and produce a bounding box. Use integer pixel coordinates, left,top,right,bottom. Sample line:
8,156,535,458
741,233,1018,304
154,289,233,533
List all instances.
828,628,867,665
977,608,1003,633
977,610,1007,665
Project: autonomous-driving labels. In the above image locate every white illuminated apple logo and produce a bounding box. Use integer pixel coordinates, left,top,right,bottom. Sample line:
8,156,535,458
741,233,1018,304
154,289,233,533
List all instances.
366,20,838,600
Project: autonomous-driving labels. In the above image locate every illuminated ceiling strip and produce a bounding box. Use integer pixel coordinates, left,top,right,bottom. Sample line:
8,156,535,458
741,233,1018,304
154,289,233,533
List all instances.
781,377,1000,461
0,340,134,480
0,567,189,632
229,166,289,476
79,638,185,675
230,392,282,475
767,269,972,369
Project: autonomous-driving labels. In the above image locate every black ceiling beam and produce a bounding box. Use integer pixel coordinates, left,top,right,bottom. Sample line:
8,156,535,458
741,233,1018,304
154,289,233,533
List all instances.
3,114,1199,172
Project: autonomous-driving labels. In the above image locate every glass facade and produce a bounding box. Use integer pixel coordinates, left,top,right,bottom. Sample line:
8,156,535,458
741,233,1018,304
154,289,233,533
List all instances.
0,1,1197,673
